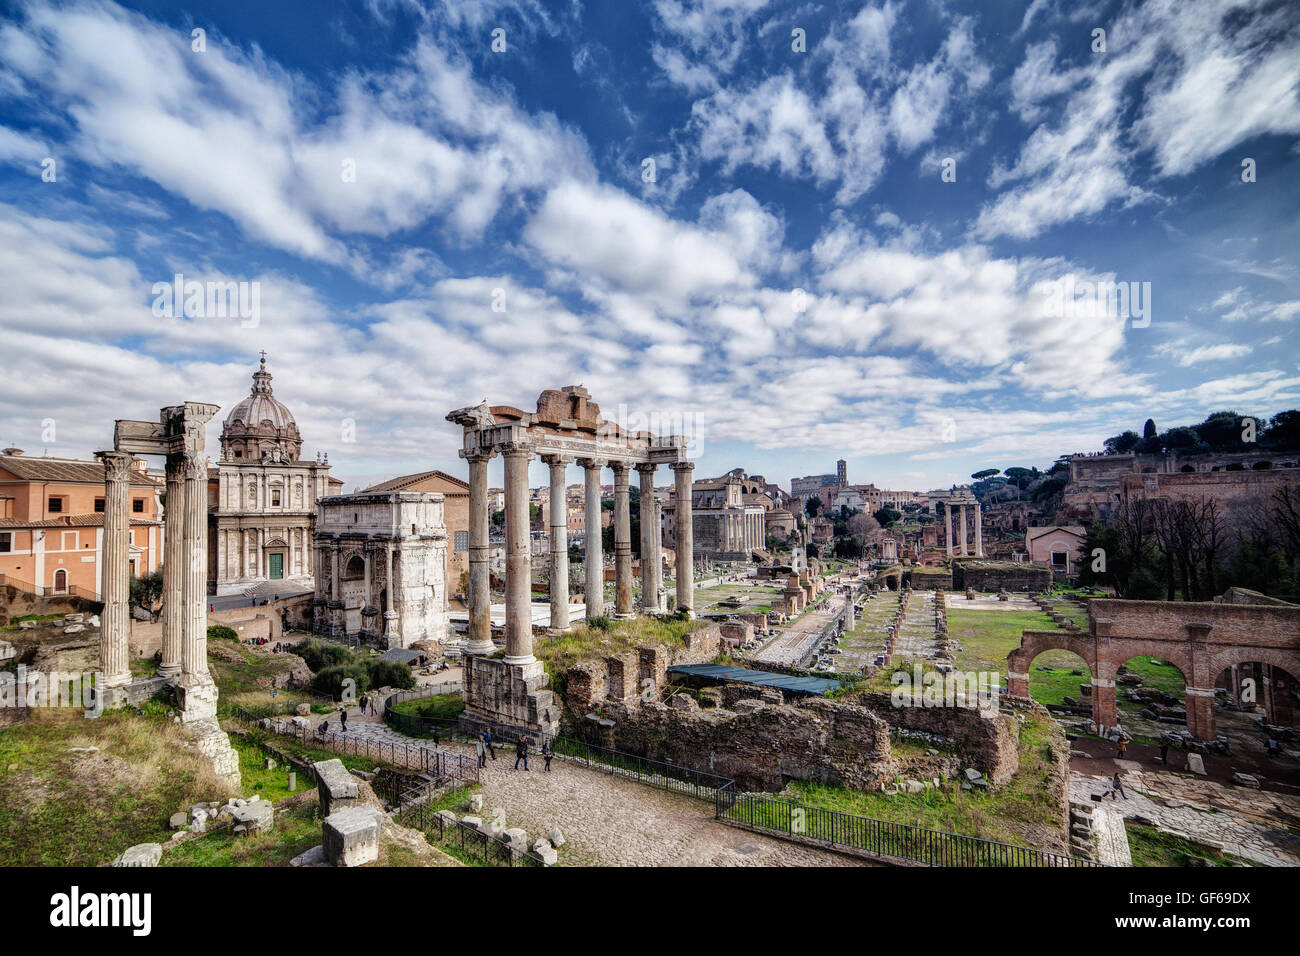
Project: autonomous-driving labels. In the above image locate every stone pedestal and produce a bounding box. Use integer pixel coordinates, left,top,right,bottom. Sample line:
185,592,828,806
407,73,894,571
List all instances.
323,807,382,867
460,654,560,741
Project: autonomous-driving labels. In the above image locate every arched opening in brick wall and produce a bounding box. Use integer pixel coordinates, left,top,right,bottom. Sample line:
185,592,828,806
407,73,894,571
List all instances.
1025,648,1094,713
1114,655,1188,741
1215,661,1300,730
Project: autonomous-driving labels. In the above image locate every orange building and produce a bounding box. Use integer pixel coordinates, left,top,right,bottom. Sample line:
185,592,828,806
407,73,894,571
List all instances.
0,449,163,598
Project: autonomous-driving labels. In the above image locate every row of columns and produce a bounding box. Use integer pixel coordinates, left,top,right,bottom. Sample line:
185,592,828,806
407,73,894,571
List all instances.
465,447,694,665
722,510,762,552
944,501,983,557
98,449,211,697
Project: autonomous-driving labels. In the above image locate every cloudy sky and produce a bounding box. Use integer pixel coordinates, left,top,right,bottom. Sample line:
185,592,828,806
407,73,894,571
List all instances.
1,0,1298,493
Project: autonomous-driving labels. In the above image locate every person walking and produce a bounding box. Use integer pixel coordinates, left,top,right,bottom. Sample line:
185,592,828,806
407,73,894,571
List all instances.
339,706,348,732
358,696,367,717
1116,737,1127,759
514,735,529,771
1158,743,1169,765
483,728,496,760
476,734,487,769
542,739,553,772
1110,771,1127,800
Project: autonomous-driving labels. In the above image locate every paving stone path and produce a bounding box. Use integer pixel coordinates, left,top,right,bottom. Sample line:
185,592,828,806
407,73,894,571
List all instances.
753,595,842,667
893,590,941,660
1070,769,1300,866
278,710,865,866
452,744,866,867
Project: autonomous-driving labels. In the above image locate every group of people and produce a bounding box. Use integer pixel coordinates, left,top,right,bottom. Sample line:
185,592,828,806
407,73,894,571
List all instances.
475,729,553,772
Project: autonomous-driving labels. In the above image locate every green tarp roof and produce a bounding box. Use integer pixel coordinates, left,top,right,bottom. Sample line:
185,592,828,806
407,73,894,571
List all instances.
667,663,840,695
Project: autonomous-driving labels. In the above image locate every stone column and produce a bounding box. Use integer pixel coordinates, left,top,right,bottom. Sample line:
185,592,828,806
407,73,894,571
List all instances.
958,504,968,556
974,502,983,557
180,451,211,683
612,462,633,617
329,539,342,636
672,461,694,617
544,455,570,633
96,451,133,689
944,504,953,557
383,540,397,641
159,454,185,679
637,463,657,613
503,442,535,664
580,458,605,620
465,451,494,656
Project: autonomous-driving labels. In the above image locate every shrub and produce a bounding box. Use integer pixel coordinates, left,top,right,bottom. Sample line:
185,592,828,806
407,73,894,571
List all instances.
207,624,238,642
294,638,354,672
364,658,415,690
587,615,612,631
310,663,371,699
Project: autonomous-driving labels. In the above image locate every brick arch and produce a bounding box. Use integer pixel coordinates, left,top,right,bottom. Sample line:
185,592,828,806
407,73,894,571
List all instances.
1007,630,1097,693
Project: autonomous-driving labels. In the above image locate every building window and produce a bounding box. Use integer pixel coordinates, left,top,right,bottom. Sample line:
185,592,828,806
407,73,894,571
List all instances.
454,530,468,553
1050,551,1068,569
0,532,10,553
94,498,105,513
272,490,281,507
47,497,63,513
132,499,145,513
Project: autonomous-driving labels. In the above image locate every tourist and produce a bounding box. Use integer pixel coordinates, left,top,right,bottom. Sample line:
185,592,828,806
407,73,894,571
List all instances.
1267,737,1280,759
1116,738,1127,759
476,734,487,768
1110,771,1127,800
358,696,367,716
483,728,496,760
339,706,348,732
317,719,328,737
1158,743,1169,765
542,739,554,772
515,735,529,771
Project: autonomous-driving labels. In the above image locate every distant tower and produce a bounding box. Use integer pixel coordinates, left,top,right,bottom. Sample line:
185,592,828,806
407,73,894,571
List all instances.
837,459,847,487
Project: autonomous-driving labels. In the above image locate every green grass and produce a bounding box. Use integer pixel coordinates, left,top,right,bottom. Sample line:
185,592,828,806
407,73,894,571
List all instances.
227,732,317,802
161,799,323,867
208,641,316,713
534,614,707,683
391,693,465,721
228,724,384,773
774,710,1070,854
1125,822,1255,867
1,612,67,630
0,708,232,866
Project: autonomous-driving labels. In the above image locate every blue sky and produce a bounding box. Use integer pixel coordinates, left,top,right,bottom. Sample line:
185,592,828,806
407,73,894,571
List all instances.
1,0,1298,493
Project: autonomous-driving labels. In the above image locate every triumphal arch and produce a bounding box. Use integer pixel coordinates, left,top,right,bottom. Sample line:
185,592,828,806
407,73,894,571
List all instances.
446,386,694,738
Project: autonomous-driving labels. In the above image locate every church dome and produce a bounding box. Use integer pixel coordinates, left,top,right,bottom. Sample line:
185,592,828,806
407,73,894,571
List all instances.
220,356,303,462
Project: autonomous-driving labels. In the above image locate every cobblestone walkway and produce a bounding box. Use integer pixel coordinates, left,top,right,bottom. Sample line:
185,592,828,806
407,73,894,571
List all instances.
1070,769,1300,866
754,595,841,667
893,590,940,660
453,745,866,867
283,710,865,866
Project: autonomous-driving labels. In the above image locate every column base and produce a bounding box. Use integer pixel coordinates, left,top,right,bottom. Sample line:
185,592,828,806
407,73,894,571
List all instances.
463,641,496,657
157,664,181,680
503,654,537,666
176,677,219,724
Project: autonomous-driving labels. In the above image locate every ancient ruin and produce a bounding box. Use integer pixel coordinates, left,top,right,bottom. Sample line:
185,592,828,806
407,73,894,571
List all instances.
105,402,240,784
446,387,693,738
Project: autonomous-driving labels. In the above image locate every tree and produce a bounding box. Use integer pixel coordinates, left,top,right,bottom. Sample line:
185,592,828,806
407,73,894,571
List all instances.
805,542,818,561
1135,418,1161,454
1264,410,1300,450
130,568,164,622
971,468,1000,480
1103,431,1141,454
873,507,901,527
804,496,822,518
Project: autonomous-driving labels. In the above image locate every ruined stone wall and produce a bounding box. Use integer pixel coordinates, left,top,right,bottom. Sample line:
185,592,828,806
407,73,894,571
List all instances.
564,623,726,714
856,692,1021,786
129,605,282,658
953,561,1051,592
585,695,893,792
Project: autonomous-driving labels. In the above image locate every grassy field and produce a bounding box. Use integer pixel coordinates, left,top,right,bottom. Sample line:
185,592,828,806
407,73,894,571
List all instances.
390,693,465,721
0,708,231,866
207,638,325,714
777,709,1069,853
161,798,323,867
1126,822,1254,867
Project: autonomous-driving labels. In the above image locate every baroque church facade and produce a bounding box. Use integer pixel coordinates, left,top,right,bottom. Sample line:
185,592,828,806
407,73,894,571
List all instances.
207,356,341,596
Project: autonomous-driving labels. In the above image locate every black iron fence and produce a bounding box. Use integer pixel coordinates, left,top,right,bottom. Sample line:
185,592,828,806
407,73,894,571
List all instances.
715,784,1102,867
232,707,479,788
394,799,547,867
